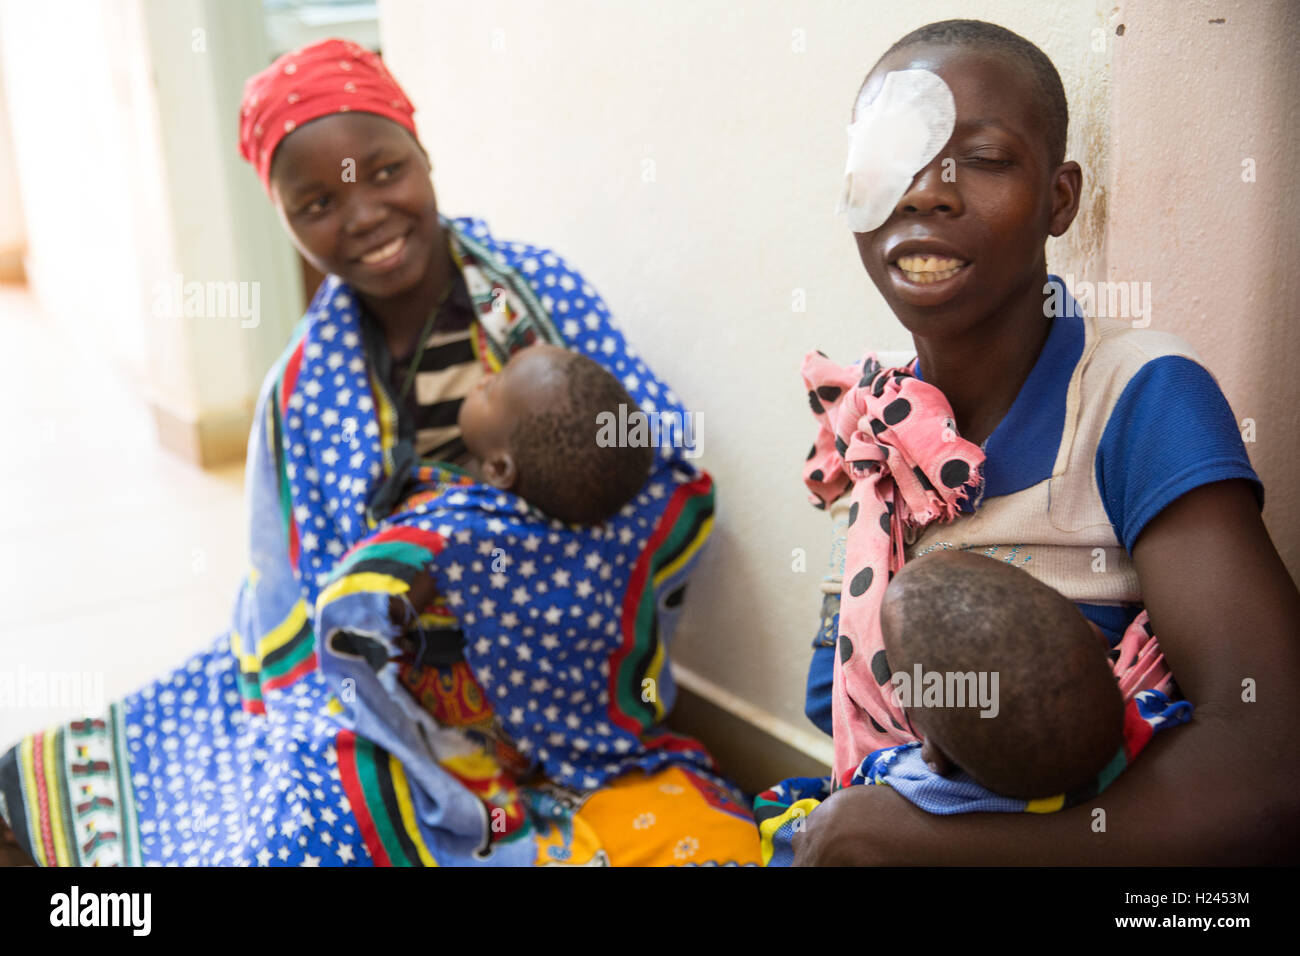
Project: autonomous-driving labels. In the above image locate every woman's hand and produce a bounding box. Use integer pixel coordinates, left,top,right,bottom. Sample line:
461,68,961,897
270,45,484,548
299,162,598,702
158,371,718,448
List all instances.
791,786,892,866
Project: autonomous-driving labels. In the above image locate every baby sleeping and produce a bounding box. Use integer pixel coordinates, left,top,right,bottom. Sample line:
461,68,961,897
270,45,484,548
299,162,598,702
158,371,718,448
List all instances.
318,337,720,830
457,343,653,526
392,343,653,626
800,348,1191,813
878,549,1128,801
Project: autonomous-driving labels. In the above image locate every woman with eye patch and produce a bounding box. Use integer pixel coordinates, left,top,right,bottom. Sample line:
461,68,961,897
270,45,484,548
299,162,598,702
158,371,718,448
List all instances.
775,18,1300,867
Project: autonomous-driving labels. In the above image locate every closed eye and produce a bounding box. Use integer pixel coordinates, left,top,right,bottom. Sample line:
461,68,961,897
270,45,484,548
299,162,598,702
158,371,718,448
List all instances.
964,149,1015,168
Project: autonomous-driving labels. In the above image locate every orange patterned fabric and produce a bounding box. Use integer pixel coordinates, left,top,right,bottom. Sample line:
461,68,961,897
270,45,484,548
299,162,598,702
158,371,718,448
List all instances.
558,765,762,867
397,660,492,728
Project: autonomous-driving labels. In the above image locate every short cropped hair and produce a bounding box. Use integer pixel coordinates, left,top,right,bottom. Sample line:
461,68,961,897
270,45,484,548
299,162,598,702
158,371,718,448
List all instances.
874,19,1069,169
881,550,1123,799
510,351,653,526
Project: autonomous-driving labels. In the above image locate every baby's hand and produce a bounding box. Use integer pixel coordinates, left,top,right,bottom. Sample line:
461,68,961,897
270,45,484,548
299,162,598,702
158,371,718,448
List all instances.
388,571,439,628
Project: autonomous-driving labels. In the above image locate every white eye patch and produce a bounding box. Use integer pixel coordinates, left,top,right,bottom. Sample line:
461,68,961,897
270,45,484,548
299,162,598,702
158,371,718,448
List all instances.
837,69,956,233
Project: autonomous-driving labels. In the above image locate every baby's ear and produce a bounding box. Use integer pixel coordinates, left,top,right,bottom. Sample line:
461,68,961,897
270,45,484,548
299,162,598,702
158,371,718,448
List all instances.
481,451,518,491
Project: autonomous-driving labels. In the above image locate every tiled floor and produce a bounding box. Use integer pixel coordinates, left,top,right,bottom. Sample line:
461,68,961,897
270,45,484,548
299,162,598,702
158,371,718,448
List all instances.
0,285,247,747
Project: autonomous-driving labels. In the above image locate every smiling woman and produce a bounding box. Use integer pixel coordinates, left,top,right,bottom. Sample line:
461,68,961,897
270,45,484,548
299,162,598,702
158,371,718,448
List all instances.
0,38,760,868
757,19,1300,867
268,112,453,360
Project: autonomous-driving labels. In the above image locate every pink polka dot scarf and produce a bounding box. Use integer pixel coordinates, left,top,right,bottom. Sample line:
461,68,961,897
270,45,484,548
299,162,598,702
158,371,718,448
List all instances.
239,38,418,193
801,350,986,786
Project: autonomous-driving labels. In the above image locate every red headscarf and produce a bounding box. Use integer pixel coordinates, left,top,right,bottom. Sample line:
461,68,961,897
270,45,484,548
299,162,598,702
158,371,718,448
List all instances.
238,38,418,194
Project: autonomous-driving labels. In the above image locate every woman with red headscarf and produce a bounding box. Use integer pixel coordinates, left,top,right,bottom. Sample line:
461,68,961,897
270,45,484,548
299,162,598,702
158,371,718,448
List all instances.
0,39,760,867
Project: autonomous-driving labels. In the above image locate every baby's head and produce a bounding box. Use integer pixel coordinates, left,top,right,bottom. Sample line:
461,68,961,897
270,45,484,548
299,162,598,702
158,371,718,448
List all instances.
880,550,1122,799
457,343,652,525
848,19,1079,332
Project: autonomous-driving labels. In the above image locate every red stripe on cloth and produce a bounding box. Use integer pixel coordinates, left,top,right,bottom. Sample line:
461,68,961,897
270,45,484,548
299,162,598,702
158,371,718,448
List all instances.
280,338,305,418
336,730,391,867
343,525,448,559
241,698,266,716
640,730,708,755
31,733,57,866
608,473,710,735
1121,697,1154,761
280,337,306,571
261,652,318,692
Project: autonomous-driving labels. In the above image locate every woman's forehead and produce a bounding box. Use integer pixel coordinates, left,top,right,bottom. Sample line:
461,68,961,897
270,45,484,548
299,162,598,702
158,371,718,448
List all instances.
271,112,417,186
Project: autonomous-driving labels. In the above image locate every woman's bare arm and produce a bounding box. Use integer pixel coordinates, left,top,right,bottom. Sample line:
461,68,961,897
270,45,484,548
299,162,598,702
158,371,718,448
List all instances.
792,479,1300,864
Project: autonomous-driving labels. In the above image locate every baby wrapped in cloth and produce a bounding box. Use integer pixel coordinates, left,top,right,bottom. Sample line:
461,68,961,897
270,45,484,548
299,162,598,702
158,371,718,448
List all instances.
277,219,731,864
754,352,1192,864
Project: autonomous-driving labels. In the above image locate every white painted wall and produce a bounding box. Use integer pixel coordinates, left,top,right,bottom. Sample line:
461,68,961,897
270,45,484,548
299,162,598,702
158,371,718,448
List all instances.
1107,0,1299,576
135,0,304,418
377,0,1115,745
0,0,302,439
0,0,154,370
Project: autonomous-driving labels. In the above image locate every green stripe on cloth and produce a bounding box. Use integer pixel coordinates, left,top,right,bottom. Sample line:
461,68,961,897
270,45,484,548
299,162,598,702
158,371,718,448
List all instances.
352,736,419,867
656,485,714,570
260,618,314,674
260,630,315,682
615,487,713,727
1095,747,1128,793
237,669,263,705
271,392,294,541
333,539,435,577
110,702,142,866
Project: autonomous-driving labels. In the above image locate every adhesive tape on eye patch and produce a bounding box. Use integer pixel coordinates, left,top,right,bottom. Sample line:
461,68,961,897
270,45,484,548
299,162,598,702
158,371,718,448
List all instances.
837,69,956,233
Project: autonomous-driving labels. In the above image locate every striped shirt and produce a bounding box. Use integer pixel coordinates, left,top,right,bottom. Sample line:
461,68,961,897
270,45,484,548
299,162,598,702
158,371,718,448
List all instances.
384,268,486,464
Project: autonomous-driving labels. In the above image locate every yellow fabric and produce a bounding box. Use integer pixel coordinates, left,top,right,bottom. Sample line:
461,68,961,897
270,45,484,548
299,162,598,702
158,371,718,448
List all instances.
387,753,438,867
1025,793,1066,814
317,571,409,607
18,736,44,867
557,765,762,867
43,732,71,866
757,797,822,866
532,809,606,866
257,599,309,658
